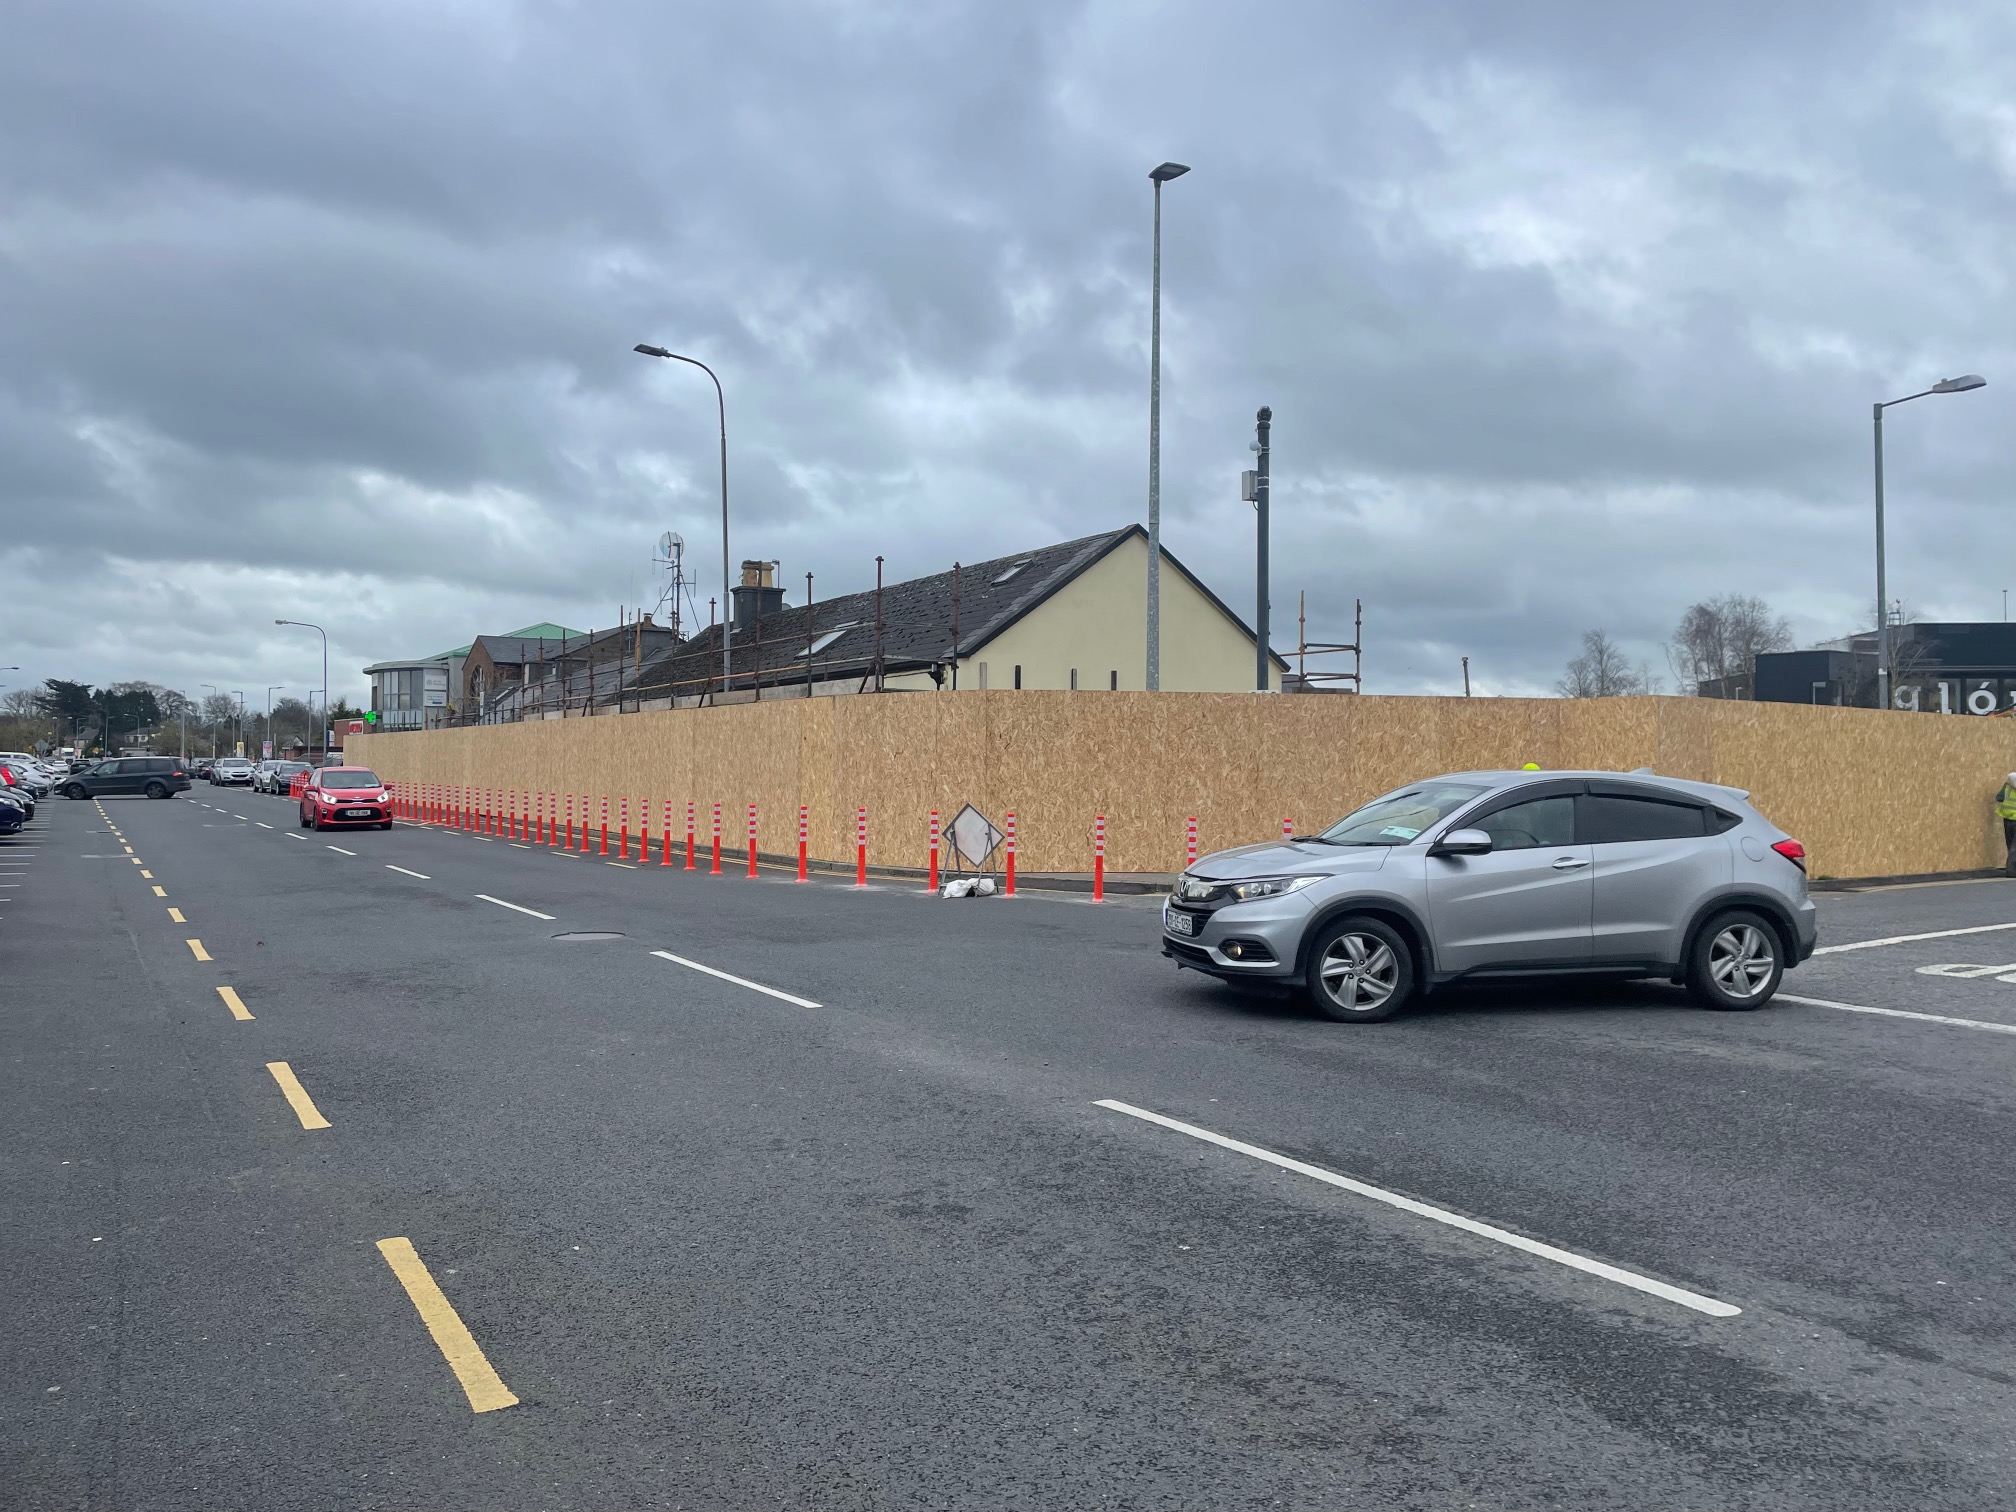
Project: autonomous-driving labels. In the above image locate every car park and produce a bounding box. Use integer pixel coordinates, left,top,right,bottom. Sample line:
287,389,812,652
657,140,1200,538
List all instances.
210,757,254,786
57,756,192,801
1163,769,1816,1022
298,766,393,830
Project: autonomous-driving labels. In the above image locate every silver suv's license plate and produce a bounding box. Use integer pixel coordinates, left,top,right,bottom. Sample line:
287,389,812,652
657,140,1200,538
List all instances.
1166,907,1195,936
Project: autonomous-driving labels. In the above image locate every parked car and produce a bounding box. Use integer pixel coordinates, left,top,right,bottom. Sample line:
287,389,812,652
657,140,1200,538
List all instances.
210,757,255,786
0,772,35,820
0,794,23,836
258,760,310,795
299,767,393,831
57,755,192,801
0,756,58,796
191,757,216,779
1162,769,1817,1022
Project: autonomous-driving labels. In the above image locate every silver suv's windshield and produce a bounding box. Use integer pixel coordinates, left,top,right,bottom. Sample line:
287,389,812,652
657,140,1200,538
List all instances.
1317,780,1490,846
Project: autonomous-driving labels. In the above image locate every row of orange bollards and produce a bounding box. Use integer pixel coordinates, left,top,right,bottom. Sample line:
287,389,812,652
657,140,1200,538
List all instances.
385,784,1290,901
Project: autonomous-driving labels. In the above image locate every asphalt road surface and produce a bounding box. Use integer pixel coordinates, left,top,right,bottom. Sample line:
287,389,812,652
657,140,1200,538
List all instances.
5,789,2016,1510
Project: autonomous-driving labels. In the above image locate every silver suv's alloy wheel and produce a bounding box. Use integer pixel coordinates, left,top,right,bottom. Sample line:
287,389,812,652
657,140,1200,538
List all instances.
1708,923,1776,999
1318,932,1400,1013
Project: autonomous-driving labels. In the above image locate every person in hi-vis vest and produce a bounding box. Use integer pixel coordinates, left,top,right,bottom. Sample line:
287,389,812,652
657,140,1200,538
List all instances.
1998,773,2016,875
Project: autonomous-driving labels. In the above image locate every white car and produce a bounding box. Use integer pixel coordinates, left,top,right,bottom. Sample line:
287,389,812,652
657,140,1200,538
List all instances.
0,757,54,796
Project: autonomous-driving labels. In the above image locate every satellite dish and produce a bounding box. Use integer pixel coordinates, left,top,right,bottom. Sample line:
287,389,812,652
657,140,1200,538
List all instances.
658,531,683,560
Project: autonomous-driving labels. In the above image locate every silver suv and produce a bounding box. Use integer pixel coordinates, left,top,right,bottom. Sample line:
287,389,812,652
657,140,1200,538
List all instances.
1162,770,1817,1022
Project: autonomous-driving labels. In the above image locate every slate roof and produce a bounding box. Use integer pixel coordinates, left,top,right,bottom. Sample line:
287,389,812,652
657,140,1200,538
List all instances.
629,523,1284,700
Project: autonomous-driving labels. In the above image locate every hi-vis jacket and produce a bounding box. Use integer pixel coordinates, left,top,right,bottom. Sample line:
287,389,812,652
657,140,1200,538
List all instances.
1997,777,2016,823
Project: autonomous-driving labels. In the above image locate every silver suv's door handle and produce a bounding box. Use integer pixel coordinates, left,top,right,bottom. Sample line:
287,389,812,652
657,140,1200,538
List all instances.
1551,855,1590,870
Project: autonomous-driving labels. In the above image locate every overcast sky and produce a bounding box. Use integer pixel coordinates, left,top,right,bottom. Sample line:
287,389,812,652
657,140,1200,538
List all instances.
3,0,2010,706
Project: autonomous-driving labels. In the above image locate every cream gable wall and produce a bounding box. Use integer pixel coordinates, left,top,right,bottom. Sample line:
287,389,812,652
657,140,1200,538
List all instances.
945,533,1279,693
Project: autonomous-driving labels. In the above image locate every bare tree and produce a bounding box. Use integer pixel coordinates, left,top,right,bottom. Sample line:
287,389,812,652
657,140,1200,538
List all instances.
1558,630,1649,698
1667,594,1793,694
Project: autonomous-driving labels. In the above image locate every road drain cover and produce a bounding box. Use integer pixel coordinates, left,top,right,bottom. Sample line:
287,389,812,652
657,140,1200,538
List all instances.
552,931,626,942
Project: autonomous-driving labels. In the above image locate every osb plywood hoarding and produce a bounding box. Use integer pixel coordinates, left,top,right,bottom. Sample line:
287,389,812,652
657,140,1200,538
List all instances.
348,693,2016,880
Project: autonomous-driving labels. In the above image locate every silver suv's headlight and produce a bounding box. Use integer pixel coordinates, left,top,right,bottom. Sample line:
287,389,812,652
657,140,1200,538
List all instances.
1227,875,1324,901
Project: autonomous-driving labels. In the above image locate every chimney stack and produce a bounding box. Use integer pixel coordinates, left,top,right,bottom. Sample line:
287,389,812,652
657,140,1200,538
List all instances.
731,559,786,627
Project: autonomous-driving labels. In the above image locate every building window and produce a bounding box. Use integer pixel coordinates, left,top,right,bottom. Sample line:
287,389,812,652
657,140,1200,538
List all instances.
1069,668,1078,691
1109,670,1118,691
1013,665,1022,690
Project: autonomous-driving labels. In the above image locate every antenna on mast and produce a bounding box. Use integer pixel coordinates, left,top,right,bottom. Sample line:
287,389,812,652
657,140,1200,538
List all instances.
654,531,687,640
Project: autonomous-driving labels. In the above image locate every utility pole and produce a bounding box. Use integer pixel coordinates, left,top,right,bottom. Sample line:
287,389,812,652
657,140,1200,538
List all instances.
1462,657,1471,697
1253,405,1272,692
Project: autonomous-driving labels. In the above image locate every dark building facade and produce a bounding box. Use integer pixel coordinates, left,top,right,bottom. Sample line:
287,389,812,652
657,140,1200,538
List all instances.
1703,623,2016,716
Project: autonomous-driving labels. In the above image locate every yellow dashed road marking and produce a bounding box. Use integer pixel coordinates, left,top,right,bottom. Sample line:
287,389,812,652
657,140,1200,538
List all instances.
375,1239,519,1413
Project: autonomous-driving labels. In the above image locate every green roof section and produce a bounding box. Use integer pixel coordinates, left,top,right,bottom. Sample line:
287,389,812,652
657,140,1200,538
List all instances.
426,622,585,660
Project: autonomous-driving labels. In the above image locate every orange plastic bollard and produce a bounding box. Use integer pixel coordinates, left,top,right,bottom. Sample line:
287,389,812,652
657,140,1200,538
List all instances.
1093,813,1106,903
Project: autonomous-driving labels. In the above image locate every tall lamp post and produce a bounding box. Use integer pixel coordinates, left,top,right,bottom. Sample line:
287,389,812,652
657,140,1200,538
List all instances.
266,685,285,758
633,344,732,694
1873,374,1986,709
1146,160,1190,692
201,683,218,758
232,692,245,757
276,621,329,762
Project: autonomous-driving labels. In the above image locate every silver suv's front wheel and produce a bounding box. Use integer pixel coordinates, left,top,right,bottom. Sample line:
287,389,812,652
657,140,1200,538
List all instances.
1686,909,1784,1010
1305,915,1415,1023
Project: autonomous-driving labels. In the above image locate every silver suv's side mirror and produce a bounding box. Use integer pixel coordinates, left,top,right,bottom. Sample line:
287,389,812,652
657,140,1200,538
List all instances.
1429,828,1493,857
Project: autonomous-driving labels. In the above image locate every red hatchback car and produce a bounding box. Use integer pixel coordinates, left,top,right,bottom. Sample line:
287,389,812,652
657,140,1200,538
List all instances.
299,767,394,831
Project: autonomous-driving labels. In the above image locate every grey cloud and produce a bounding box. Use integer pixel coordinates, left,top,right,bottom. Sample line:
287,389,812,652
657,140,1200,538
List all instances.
1,0,2011,706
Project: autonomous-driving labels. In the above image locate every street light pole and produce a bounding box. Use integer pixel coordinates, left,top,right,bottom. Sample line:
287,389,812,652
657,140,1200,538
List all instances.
201,683,217,758
1872,374,1986,710
276,621,329,761
1254,405,1272,693
232,692,245,757
1146,160,1190,693
266,685,285,758
633,345,731,695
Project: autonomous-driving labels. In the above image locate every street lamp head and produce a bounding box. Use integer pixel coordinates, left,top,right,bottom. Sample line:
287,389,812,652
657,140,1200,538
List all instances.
1150,162,1191,184
634,343,673,359
1932,374,1987,394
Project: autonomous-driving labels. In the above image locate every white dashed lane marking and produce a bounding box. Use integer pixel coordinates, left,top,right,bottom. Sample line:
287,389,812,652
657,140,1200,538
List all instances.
475,894,555,921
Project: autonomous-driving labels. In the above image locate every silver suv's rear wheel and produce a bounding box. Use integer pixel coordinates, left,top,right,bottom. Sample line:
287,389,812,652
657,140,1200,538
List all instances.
1305,915,1414,1023
1687,910,1783,1010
